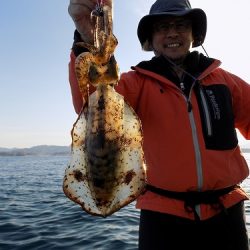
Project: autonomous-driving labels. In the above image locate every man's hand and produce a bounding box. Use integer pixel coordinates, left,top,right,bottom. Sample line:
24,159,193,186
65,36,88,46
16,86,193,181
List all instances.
68,0,112,44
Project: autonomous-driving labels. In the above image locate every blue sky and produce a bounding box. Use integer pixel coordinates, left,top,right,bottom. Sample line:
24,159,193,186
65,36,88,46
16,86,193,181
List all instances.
0,0,250,148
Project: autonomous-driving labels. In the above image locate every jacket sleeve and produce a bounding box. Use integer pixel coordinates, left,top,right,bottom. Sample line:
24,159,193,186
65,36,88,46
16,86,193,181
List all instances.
224,70,250,139
115,70,144,111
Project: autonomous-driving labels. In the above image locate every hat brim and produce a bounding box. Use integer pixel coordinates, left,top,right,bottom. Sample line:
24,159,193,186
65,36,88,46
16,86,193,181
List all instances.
137,8,207,50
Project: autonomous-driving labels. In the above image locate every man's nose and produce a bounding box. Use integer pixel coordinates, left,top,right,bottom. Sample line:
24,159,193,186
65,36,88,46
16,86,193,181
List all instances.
167,25,179,37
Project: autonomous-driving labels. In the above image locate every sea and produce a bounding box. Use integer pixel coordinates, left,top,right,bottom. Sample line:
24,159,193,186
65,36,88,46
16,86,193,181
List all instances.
0,153,250,250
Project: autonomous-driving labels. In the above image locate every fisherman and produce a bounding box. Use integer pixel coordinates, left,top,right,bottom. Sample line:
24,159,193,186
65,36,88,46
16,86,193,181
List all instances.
68,0,250,249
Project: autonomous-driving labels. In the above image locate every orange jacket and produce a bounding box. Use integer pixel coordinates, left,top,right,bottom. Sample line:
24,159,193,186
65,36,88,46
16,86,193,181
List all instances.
69,51,250,220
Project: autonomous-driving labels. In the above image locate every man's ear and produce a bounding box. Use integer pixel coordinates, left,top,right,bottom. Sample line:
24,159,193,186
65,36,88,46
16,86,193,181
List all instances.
142,39,153,51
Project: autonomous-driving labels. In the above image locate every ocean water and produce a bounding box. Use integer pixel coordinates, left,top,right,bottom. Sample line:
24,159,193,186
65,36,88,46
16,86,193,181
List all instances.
0,154,250,250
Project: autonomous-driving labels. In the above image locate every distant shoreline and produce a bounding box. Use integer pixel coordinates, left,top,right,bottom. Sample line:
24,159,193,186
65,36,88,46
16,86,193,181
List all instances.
0,145,70,156
241,148,250,153
0,145,249,157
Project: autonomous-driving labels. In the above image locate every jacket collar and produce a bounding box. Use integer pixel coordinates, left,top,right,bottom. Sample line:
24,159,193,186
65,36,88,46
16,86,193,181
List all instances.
132,51,221,84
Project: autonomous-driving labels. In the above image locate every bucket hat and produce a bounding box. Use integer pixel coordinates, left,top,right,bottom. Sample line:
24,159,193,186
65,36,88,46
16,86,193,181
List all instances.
137,0,207,50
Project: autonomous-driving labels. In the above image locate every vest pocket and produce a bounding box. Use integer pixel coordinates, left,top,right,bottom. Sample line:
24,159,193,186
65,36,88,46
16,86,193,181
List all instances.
196,84,238,150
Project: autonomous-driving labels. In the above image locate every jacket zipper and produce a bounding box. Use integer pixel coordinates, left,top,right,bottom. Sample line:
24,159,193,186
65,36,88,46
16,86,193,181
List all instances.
181,94,203,189
181,81,203,218
187,105,203,217
199,87,213,137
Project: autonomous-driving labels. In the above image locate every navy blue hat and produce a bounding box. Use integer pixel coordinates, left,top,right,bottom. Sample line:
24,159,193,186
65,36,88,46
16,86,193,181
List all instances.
137,0,207,50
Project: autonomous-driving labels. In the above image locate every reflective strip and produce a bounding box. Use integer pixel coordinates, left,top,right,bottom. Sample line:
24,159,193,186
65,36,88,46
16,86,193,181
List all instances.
199,88,212,136
181,82,204,218
188,109,203,217
188,111,203,189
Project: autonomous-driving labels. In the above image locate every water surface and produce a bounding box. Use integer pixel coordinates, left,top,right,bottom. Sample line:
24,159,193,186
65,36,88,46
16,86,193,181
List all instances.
0,154,249,249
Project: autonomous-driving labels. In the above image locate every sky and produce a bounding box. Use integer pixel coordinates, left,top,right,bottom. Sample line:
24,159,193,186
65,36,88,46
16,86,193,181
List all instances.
0,0,250,149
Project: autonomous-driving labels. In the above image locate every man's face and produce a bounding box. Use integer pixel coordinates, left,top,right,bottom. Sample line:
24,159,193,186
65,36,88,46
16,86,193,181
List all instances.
151,17,193,61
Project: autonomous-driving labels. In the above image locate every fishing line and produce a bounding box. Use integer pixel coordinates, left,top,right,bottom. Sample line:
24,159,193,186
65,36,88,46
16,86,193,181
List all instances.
163,55,197,81
201,44,209,57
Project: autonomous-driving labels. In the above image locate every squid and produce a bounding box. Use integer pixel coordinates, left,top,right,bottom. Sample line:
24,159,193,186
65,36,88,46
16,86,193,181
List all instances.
63,1,146,217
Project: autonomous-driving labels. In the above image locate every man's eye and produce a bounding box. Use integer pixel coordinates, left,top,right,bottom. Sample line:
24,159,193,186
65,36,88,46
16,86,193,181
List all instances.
176,23,185,28
158,24,169,30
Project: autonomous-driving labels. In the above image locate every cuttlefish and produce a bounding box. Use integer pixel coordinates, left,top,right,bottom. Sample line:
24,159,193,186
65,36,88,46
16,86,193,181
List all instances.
63,2,146,217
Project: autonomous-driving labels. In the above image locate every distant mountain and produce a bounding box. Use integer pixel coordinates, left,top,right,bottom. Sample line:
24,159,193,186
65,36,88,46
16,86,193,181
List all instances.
0,145,71,156
241,147,250,153
0,145,249,156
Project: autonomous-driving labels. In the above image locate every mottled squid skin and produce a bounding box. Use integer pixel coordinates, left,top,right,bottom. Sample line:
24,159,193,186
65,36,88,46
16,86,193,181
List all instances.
63,4,146,217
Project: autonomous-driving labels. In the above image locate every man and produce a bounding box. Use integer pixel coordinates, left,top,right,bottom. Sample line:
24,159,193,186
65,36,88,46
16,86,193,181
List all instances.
68,0,250,249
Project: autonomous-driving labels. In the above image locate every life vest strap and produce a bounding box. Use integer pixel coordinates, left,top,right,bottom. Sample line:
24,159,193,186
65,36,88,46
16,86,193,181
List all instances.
146,184,238,220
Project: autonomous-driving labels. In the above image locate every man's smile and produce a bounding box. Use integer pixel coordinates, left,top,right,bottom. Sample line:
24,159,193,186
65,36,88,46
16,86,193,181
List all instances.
164,43,181,48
